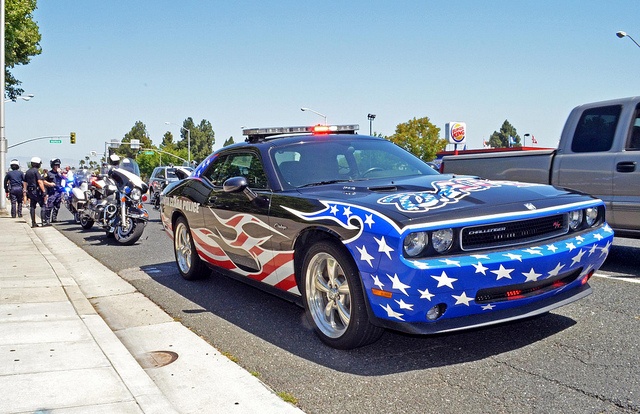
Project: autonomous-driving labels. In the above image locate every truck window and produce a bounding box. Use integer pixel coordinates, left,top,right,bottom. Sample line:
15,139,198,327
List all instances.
626,104,640,150
571,105,621,153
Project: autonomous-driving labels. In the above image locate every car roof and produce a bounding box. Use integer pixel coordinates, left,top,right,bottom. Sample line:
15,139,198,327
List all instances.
224,133,385,152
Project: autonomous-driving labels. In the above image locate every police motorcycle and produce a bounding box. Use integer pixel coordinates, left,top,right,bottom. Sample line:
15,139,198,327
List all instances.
152,179,169,210
79,155,149,245
63,168,92,223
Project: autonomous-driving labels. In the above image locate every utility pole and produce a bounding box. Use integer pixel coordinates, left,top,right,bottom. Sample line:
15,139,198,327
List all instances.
1,0,7,211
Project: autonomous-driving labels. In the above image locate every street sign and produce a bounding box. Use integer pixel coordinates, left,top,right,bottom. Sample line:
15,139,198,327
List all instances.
49,139,62,144
144,151,154,155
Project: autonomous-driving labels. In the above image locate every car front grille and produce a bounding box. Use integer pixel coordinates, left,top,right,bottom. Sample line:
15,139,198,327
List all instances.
461,214,568,251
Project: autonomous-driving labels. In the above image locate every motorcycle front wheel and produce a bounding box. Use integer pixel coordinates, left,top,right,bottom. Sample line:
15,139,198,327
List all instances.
80,215,94,230
114,217,146,245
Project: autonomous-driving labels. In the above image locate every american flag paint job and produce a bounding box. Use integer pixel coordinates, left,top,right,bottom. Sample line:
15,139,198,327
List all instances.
283,198,613,332
161,132,614,341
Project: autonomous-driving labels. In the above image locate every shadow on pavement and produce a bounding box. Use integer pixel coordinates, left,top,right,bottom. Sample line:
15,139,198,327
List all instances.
601,244,640,278
137,262,577,376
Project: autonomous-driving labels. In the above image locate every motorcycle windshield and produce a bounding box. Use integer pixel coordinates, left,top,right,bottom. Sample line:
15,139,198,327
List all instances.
110,168,149,193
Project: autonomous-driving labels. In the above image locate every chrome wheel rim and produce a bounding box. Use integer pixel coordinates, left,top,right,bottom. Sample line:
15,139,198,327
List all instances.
305,252,351,338
175,222,193,274
116,217,135,237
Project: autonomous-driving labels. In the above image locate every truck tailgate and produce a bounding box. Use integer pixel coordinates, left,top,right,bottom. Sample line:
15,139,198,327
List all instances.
441,149,556,184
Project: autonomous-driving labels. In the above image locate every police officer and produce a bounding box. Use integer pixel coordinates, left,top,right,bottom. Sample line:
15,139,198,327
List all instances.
44,158,64,224
23,157,47,228
3,159,25,218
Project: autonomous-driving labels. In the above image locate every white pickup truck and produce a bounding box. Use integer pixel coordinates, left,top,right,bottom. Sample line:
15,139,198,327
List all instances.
440,96,640,238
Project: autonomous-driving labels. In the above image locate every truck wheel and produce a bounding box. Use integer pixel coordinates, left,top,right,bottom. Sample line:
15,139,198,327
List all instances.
301,240,383,349
173,217,205,280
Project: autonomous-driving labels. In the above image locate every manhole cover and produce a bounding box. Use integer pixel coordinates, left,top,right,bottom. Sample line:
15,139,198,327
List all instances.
136,350,179,368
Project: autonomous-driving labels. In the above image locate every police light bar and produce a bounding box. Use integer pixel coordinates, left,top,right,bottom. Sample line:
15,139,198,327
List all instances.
243,124,359,142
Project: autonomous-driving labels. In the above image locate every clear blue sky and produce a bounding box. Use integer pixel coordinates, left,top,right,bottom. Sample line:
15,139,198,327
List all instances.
5,0,640,165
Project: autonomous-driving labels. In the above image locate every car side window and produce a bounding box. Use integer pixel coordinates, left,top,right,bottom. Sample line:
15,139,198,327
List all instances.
571,105,620,153
203,152,268,189
157,169,165,179
626,104,640,151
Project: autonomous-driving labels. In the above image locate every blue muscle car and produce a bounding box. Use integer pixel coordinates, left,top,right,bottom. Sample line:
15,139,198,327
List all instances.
160,125,613,349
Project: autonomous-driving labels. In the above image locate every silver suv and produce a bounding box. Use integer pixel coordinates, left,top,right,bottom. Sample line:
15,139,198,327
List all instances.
148,166,193,199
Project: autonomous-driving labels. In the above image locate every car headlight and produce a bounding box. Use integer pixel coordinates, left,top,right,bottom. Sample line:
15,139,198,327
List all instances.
568,210,583,230
585,207,599,227
130,188,142,201
404,232,427,257
432,228,454,253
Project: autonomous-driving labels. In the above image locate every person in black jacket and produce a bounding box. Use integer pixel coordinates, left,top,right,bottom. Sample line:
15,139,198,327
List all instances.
4,159,25,218
23,157,47,228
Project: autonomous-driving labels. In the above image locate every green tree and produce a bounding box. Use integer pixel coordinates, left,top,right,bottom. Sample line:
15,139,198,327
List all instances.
161,131,174,151
488,120,520,148
223,136,235,147
118,121,154,158
4,0,42,100
133,152,158,181
387,117,447,161
175,118,215,163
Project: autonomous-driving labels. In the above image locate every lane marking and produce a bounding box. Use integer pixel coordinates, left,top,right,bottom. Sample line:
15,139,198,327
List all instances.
594,273,640,284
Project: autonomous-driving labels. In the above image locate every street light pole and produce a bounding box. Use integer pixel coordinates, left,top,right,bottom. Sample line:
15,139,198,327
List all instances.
300,107,327,125
165,121,191,165
1,0,7,210
4,94,34,103
616,31,640,49
367,114,376,135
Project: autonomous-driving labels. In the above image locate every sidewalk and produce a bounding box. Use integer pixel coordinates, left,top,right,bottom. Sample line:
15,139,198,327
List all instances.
0,210,303,414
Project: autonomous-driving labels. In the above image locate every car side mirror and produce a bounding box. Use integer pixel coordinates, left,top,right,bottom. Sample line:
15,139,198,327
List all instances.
223,176,248,193
223,176,268,207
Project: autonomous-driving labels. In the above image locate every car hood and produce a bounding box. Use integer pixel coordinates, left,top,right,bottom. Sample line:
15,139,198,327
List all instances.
296,175,593,227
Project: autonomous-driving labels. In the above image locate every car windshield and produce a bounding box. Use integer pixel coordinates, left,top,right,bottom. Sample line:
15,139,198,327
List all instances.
271,137,438,188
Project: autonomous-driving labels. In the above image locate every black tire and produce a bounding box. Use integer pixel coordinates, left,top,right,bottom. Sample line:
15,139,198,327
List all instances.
173,217,205,280
79,215,94,230
114,218,146,245
301,240,384,349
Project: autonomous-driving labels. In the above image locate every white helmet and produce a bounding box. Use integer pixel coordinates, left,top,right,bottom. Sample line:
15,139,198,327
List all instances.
30,156,42,164
108,154,120,166
10,159,19,167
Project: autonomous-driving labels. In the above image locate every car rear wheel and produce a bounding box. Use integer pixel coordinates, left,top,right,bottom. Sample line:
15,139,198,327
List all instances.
302,240,383,349
174,217,205,280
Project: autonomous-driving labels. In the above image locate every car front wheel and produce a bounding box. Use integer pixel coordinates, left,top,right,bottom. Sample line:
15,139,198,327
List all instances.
301,240,383,349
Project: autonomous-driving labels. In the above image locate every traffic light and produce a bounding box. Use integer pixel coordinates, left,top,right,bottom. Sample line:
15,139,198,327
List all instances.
70,132,76,144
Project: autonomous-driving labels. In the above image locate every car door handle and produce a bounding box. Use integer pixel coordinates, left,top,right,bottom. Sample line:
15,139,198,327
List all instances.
207,196,218,205
616,161,637,173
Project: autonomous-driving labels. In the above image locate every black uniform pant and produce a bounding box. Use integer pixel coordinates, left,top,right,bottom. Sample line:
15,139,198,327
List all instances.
27,188,46,225
8,187,23,217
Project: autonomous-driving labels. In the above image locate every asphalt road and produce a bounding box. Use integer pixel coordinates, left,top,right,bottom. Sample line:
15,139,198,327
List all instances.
55,205,640,414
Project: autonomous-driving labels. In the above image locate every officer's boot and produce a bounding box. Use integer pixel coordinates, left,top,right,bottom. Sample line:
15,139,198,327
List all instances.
42,209,50,226
30,210,38,228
